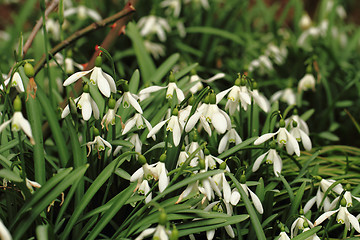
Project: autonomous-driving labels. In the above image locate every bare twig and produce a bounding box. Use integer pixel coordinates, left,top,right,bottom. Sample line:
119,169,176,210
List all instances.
34,2,136,75
23,0,59,57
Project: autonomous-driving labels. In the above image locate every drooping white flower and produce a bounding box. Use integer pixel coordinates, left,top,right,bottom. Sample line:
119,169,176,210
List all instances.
137,16,171,42
278,231,290,240
161,0,182,17
270,88,296,106
135,212,172,240
189,72,225,94
113,133,142,156
122,113,153,138
61,86,100,121
101,98,120,130
218,128,242,153
298,73,316,92
248,55,273,75
0,72,24,93
265,43,288,65
46,18,60,40
0,96,35,145
154,156,170,193
63,56,116,98
314,203,360,233
139,74,184,104
252,146,282,177
285,112,310,135
137,179,152,204
143,40,166,59
254,119,300,156
289,121,312,151
86,128,112,158
147,108,182,146
250,88,270,113
291,215,314,238
116,84,143,114
64,5,102,22
0,219,12,240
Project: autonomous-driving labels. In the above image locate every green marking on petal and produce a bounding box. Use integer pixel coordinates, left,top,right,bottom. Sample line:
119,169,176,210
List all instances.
12,124,20,131
123,101,129,108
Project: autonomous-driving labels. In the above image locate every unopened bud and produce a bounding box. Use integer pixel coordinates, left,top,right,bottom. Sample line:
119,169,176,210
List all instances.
159,211,167,226
24,63,35,78
108,98,116,109
199,158,205,170
168,71,175,83
13,96,22,112
93,127,100,136
279,119,285,128
240,174,246,184
160,153,166,163
138,154,147,165
95,56,102,67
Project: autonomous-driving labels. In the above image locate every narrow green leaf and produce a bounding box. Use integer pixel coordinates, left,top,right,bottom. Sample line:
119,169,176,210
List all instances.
289,182,307,220
218,136,258,159
129,69,140,93
279,174,294,203
0,169,22,182
186,26,244,45
291,226,321,240
148,53,180,84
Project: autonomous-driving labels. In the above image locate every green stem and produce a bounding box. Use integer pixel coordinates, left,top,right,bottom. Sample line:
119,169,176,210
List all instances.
342,224,347,239
18,132,26,181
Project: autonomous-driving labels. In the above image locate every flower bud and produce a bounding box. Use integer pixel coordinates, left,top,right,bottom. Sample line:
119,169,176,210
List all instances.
24,63,35,78
108,98,116,109
345,183,351,192
204,148,210,156
83,84,90,93
170,225,179,240
93,127,100,136
240,174,246,184
168,71,175,83
235,76,241,86
219,161,227,170
279,119,285,128
172,108,178,116
160,153,166,163
159,211,167,226
209,92,216,104
13,96,22,112
138,154,147,165
340,197,347,207
95,56,102,67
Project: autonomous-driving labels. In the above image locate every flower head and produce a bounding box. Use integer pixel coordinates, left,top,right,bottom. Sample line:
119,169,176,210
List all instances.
137,16,171,42
298,73,316,92
252,146,282,177
86,128,112,158
0,72,24,93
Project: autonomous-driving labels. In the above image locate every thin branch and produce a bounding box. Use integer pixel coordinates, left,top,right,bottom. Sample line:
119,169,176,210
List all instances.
23,0,59,57
34,2,136,75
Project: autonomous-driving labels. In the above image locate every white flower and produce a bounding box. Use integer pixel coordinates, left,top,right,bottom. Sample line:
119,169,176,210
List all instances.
25,178,41,193
161,0,181,17
154,162,169,193
131,163,158,183
135,223,170,240
122,113,153,138
137,16,171,42
270,88,296,106
0,110,35,145
116,90,143,114
212,173,232,204
137,179,152,204
177,150,189,167
144,40,166,59
101,108,117,130
46,18,60,40
298,73,316,92
299,14,312,30
63,65,116,98
61,92,100,121
147,112,182,147
285,114,310,135
0,220,12,240
329,191,360,209
0,72,24,93
64,5,102,21
248,55,273,75
290,124,312,151
302,227,321,240
252,148,282,177
314,205,360,233
189,73,225,94
250,89,270,113
113,133,142,156
278,231,290,240
254,122,300,156
87,135,112,157
139,81,185,104
291,215,314,238
265,43,288,65
218,128,242,153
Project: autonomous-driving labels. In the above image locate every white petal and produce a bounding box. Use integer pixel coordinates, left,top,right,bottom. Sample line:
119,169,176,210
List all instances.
286,131,300,156
346,209,360,233
130,167,144,182
248,187,263,214
103,72,117,93
127,93,143,114
222,176,232,203
254,132,278,145
13,72,24,92
252,151,268,172
97,70,111,97
231,189,241,205
200,116,212,136
135,228,156,240
123,117,137,135
216,87,232,104
18,113,34,142
175,87,185,103
139,85,166,95
172,119,181,147
299,129,312,151
159,168,169,193
211,111,227,134
90,98,99,119
206,230,215,240
203,73,225,83
0,119,12,133
185,111,201,132
218,132,229,153
63,69,92,86
314,209,339,226
147,119,168,138
0,220,12,240
304,196,316,214
272,152,282,177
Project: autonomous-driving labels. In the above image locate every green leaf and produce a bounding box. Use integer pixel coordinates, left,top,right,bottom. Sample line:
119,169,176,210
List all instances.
186,26,244,45
109,139,134,148
148,53,180,84
291,226,321,240
318,132,339,141
129,69,140,93
218,136,258,159
0,169,22,182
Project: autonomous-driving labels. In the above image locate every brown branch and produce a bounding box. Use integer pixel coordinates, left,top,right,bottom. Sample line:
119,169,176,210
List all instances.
34,2,136,75
23,0,59,57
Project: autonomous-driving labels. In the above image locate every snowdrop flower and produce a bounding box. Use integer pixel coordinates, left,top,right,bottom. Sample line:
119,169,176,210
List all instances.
291,212,314,238
289,121,312,151
298,73,316,92
304,178,343,213
25,178,41,194
0,96,35,145
61,84,100,121
299,13,312,31
86,128,112,158
0,72,24,93
122,113,153,138
248,55,273,75
113,134,142,156
278,231,290,240
216,74,251,114
254,119,300,156
265,43,288,65
147,108,182,146
46,18,60,40
314,198,360,233
53,52,84,74
297,20,328,47
155,154,170,193
64,5,102,22
116,83,143,114
161,0,182,17
137,16,171,42
101,98,120,130
250,83,270,113
0,219,12,240
252,142,282,177
139,72,185,104
137,179,152,204
270,88,296,106
184,0,210,10
135,211,173,240
189,71,225,94
329,184,360,209
186,92,230,135
285,110,310,135
218,127,242,153
177,147,189,167
143,40,166,59
301,227,321,240
63,56,116,98
212,172,232,204
203,148,229,172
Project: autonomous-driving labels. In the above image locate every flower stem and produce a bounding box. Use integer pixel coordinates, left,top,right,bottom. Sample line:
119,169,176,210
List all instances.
18,132,26,181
